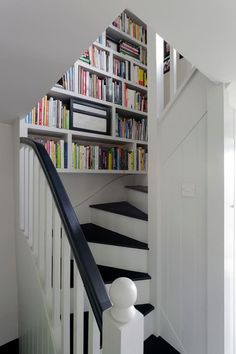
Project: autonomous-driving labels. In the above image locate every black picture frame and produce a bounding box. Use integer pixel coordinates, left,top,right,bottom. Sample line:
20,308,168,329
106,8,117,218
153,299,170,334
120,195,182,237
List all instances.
70,99,111,135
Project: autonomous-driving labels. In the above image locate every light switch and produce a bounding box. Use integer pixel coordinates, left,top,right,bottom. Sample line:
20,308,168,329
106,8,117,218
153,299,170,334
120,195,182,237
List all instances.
182,183,195,197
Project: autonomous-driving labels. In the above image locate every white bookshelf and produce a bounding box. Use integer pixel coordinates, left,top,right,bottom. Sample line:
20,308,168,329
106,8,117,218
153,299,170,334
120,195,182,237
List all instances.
21,9,148,175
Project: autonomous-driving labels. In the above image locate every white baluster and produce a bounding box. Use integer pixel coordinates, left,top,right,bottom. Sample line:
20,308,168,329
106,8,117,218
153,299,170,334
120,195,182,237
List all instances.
33,155,39,259
103,277,144,354
61,229,70,353
74,266,84,354
39,169,46,278
19,146,25,231
88,306,100,354
45,185,53,309
28,149,34,247
24,147,29,238
52,205,62,349
170,46,177,100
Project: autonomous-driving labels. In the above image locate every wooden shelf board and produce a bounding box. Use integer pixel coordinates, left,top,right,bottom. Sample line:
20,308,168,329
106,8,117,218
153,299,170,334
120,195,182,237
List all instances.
58,169,147,175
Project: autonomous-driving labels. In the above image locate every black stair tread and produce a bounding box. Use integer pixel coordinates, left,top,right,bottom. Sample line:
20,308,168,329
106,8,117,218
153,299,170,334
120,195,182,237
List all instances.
97,265,151,284
125,185,148,194
90,201,148,221
0,339,19,354
135,303,154,316
81,223,149,250
144,335,180,354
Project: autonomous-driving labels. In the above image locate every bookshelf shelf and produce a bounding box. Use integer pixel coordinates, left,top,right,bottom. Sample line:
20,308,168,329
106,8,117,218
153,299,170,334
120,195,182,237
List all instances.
21,9,148,176
58,169,147,175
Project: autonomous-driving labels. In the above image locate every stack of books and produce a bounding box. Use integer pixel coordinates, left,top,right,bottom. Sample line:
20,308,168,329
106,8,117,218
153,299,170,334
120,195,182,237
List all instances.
71,143,135,171
115,114,148,141
79,50,90,64
31,136,67,169
137,147,147,171
112,12,147,44
132,65,147,87
56,67,74,91
119,41,140,61
124,84,148,112
25,96,70,129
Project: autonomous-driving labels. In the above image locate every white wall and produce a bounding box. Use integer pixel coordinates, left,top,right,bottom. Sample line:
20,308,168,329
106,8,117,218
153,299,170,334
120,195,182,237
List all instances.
158,71,213,353
0,123,18,345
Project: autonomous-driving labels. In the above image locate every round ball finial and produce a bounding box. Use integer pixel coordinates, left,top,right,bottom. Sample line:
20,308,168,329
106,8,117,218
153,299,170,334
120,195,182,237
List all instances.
109,277,137,323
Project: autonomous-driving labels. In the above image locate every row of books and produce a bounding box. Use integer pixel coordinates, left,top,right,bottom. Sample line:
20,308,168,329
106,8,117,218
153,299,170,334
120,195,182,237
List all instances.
31,136,68,169
71,143,135,171
115,115,148,141
56,67,74,91
112,12,147,44
124,84,148,112
80,46,109,72
25,96,70,129
78,68,122,104
113,59,147,87
137,147,148,171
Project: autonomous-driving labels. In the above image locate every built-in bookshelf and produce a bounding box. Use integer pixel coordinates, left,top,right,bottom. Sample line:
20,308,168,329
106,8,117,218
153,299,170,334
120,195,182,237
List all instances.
20,9,148,175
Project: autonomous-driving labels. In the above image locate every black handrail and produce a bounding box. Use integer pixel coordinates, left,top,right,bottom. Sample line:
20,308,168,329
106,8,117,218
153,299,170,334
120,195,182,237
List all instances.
20,137,112,332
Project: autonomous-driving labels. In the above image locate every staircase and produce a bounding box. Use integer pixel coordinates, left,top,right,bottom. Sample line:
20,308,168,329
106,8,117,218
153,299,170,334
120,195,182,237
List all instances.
81,185,179,353
18,138,180,354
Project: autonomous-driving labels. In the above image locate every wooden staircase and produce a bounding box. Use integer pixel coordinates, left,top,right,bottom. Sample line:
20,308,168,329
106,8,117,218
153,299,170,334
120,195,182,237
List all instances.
81,185,179,353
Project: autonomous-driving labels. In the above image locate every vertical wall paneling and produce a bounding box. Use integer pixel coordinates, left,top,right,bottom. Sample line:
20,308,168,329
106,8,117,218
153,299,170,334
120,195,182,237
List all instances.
24,147,29,238
19,146,25,231
45,186,53,310
33,155,39,258
52,205,62,339
28,149,34,247
61,230,71,353
39,169,46,278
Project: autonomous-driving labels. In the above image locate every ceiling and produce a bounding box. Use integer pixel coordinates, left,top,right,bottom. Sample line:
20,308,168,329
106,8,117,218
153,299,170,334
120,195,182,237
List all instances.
0,0,235,122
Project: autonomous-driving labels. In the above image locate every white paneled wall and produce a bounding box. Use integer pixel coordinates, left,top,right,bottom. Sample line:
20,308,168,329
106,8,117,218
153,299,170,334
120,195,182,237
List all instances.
161,117,207,354
159,71,212,353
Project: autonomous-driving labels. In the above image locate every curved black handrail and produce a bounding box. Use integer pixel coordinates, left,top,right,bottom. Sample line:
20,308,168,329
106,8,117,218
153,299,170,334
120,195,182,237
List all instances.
20,137,111,332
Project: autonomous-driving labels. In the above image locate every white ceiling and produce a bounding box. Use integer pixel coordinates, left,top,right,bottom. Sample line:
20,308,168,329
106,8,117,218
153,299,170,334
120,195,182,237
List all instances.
0,0,235,122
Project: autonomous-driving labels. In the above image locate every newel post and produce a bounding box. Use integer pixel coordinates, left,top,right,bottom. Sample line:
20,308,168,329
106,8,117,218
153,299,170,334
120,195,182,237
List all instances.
103,277,144,354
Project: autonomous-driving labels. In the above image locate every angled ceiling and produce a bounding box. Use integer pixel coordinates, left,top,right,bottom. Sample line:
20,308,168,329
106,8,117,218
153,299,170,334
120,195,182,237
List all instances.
0,0,235,122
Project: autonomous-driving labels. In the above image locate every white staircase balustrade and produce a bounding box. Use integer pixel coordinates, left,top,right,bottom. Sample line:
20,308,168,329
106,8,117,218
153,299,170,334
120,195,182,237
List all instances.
103,277,144,354
19,139,143,354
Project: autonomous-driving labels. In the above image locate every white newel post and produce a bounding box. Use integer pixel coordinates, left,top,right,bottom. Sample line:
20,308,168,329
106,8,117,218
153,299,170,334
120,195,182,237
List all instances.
103,278,144,354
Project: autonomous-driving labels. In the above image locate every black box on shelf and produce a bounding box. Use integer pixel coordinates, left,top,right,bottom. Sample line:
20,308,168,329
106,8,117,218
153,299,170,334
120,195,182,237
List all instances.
70,99,111,135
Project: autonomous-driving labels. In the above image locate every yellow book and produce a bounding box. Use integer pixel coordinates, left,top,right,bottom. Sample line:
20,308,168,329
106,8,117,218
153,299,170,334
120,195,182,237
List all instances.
108,150,113,170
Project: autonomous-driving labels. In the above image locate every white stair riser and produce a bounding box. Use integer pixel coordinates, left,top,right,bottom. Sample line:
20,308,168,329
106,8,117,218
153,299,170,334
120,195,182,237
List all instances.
91,209,147,243
106,279,150,305
144,311,154,340
127,190,148,213
89,243,148,273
